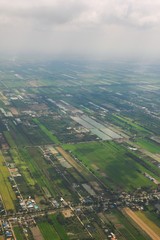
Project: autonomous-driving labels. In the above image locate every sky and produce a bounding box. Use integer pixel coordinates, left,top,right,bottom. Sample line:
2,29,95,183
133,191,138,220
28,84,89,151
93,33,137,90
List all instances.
0,0,160,59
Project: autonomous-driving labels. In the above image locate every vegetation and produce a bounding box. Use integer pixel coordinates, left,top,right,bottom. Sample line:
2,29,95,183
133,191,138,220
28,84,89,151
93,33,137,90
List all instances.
108,210,151,240
14,227,25,240
63,141,155,191
38,222,60,240
0,151,16,211
33,118,60,144
136,211,160,236
136,138,160,153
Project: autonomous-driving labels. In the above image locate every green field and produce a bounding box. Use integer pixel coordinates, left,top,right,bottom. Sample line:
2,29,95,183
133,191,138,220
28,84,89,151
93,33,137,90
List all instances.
63,142,155,191
38,222,60,240
3,131,17,148
49,214,70,240
33,118,60,144
38,214,70,240
136,211,160,237
112,114,150,135
136,138,160,154
144,210,160,228
0,151,16,211
10,148,36,187
14,227,25,240
107,210,151,240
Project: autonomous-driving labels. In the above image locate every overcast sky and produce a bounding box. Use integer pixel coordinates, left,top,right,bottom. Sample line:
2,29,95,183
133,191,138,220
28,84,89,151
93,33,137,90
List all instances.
1,0,160,59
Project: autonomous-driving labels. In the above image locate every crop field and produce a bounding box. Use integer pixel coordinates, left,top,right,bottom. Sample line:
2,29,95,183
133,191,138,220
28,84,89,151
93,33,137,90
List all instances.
124,208,160,240
3,131,17,148
111,114,150,136
38,214,70,240
38,222,60,240
107,210,150,240
136,211,160,237
0,151,16,211
10,148,36,187
49,214,70,240
14,227,26,240
33,118,60,144
18,147,56,197
16,147,76,201
63,142,156,191
136,138,160,154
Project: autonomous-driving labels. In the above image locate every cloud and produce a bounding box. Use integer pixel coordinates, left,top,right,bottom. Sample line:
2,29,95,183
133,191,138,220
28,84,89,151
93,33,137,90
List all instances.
0,0,160,58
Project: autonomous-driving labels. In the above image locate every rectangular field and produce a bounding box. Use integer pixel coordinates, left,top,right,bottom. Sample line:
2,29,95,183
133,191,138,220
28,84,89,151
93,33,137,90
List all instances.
0,151,16,211
63,141,155,191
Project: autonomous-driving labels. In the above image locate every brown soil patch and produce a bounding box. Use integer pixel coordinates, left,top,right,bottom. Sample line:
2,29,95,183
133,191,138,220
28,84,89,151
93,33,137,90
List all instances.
31,226,44,240
10,108,19,116
56,147,83,173
62,209,74,218
124,208,160,240
29,80,40,87
90,181,102,192
91,164,99,171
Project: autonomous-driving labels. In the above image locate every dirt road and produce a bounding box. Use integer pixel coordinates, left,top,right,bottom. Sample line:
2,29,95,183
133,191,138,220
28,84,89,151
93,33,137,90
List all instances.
124,208,160,240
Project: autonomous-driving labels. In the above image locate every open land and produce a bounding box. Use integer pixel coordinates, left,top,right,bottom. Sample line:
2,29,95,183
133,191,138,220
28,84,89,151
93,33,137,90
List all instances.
0,58,160,239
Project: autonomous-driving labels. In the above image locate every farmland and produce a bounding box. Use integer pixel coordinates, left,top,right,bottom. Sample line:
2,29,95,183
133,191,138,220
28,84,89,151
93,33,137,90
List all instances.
63,141,156,191
136,138,160,154
38,222,60,240
106,209,151,240
13,227,26,240
0,58,160,239
0,151,16,211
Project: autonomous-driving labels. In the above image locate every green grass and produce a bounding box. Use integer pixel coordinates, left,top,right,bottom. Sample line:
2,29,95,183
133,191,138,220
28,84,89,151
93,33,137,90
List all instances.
144,211,160,228
38,222,60,240
0,151,16,211
3,131,17,148
10,148,36,186
18,147,57,197
113,114,150,135
14,227,25,240
136,211,160,236
136,138,160,154
63,142,155,191
33,118,60,144
50,214,70,240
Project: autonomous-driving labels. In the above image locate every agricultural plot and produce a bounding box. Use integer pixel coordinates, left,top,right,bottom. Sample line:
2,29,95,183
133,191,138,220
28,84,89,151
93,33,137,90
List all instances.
17,147,77,201
3,131,17,148
10,148,36,187
49,214,70,240
135,211,160,237
36,115,97,143
14,227,26,240
33,118,60,144
38,222,60,240
136,138,160,154
0,151,16,211
63,142,156,191
110,114,151,136
106,210,150,240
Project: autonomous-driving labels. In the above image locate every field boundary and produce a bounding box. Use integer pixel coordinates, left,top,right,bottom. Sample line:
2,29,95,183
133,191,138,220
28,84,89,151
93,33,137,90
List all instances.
123,208,160,240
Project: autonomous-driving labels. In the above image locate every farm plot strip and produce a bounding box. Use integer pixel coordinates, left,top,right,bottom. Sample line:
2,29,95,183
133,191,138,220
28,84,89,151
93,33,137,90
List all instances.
0,151,16,211
123,208,160,240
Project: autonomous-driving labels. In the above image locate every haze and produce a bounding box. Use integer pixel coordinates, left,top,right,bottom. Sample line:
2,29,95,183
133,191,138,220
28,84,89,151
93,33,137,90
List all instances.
1,0,160,59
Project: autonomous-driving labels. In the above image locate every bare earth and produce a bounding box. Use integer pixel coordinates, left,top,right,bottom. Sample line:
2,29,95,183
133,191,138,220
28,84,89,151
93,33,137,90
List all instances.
124,208,160,240
31,226,44,240
56,147,84,173
10,107,19,116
